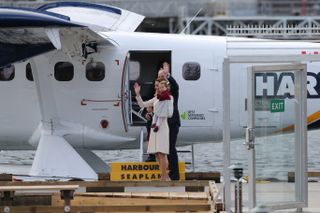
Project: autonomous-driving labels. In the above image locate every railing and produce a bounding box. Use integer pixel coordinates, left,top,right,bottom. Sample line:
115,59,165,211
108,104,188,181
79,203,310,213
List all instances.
258,0,320,16
227,25,320,39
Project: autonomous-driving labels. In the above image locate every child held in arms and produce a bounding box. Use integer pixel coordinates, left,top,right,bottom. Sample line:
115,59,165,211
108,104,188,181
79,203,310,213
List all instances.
152,79,172,132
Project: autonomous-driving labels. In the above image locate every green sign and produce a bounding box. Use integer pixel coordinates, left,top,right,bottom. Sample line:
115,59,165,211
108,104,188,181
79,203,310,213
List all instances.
270,99,285,113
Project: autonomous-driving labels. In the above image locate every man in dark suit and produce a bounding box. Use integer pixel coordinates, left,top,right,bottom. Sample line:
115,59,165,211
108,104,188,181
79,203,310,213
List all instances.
159,62,180,180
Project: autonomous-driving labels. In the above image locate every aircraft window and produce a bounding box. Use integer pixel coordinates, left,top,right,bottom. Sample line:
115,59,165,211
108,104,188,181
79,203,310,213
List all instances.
182,62,200,80
54,62,74,81
129,61,140,81
0,64,15,81
26,63,34,81
86,62,105,81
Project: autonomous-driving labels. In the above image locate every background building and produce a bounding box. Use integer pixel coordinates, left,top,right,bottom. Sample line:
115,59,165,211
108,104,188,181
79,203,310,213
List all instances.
2,0,320,39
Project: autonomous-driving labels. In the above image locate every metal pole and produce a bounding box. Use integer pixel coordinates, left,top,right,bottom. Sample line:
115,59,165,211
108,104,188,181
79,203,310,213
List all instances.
234,180,243,213
223,58,231,212
235,181,240,213
233,167,243,213
139,128,144,162
191,145,195,172
247,66,256,209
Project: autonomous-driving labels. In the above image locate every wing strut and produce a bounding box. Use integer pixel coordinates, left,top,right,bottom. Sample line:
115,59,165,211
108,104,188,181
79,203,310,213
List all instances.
46,28,61,50
29,55,97,180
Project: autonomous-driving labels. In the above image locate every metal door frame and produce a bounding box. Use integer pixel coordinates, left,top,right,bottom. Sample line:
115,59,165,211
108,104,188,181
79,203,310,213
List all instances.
247,63,307,210
222,55,319,212
121,53,134,132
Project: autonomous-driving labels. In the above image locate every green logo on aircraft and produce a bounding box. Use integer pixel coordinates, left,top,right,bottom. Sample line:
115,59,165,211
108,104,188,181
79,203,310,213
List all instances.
180,110,206,120
180,112,187,120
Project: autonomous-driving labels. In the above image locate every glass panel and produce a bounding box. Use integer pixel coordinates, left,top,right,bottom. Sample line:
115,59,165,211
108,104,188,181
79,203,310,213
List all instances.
86,62,105,81
0,64,15,81
182,62,200,80
253,70,297,205
54,62,74,81
26,63,33,81
128,61,140,81
229,63,250,210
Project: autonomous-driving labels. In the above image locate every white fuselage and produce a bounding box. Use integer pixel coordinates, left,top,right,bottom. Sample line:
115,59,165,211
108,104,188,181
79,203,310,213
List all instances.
1,32,320,150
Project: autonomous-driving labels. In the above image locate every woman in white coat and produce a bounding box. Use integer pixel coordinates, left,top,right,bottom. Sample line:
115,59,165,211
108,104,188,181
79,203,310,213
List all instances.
134,79,173,181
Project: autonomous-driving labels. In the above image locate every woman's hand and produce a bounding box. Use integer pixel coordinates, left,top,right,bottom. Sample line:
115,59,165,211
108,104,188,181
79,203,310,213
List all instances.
134,82,141,96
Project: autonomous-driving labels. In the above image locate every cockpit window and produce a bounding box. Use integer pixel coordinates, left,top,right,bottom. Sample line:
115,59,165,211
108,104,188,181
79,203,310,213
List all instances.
26,63,34,81
0,64,15,81
86,62,105,81
54,62,74,81
182,62,200,81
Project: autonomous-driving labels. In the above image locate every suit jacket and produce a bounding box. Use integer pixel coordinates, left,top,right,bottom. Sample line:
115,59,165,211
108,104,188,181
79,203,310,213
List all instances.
167,75,181,127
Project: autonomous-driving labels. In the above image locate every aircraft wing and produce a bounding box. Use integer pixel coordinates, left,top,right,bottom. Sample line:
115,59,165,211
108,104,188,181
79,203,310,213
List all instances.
38,2,145,32
0,8,105,67
0,2,144,67
0,8,78,66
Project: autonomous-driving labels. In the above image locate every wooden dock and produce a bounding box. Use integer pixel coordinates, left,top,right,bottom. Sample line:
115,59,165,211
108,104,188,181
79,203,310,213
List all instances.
0,173,224,213
1,172,320,212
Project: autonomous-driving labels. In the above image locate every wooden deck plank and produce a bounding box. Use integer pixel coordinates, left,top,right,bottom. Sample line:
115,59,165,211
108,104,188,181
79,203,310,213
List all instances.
0,180,210,187
94,212,212,213
74,192,208,200
0,185,79,191
6,204,211,212
187,192,209,200
52,193,209,206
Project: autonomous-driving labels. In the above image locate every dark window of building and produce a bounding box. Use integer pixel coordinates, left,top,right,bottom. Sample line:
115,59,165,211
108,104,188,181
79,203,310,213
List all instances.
86,62,105,81
54,62,74,81
26,63,34,81
0,64,15,81
182,62,201,81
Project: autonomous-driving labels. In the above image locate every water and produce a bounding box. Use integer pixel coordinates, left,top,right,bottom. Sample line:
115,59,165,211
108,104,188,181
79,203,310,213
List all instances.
0,130,319,181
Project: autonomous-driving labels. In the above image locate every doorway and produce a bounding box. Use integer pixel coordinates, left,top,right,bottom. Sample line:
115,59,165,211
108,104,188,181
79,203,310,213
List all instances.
223,55,311,212
128,51,171,126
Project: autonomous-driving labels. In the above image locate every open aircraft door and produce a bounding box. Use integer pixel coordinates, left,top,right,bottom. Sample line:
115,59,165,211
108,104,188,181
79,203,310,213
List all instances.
121,53,132,132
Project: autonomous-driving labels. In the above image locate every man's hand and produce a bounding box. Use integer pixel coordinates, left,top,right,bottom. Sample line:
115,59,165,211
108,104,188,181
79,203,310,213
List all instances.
158,68,166,79
162,62,170,76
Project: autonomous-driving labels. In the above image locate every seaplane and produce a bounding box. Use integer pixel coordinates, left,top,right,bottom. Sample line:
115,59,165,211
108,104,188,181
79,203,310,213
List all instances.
1,2,320,180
